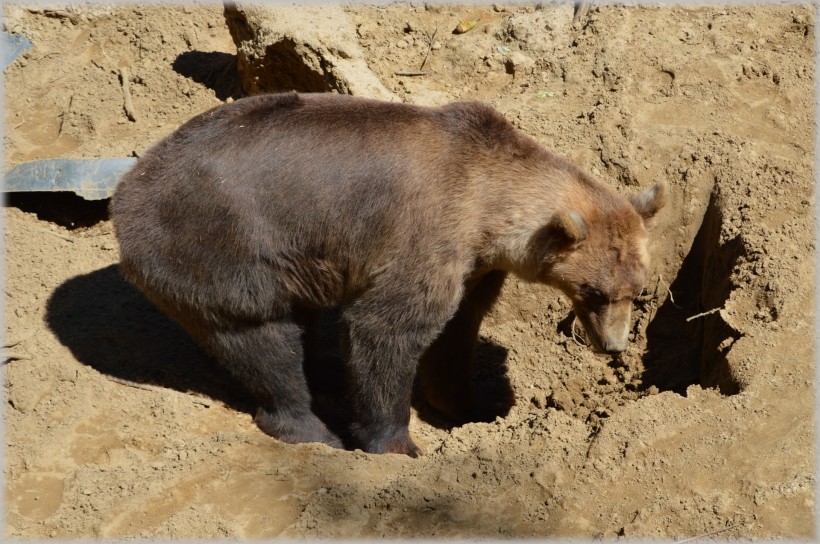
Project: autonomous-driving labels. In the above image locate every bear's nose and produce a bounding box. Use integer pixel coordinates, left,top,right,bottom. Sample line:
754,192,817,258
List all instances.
602,339,627,354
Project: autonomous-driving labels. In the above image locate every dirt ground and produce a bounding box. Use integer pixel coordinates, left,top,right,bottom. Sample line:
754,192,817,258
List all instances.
3,2,816,539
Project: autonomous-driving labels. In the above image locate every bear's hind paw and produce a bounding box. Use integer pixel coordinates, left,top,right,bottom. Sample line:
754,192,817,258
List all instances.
254,408,343,449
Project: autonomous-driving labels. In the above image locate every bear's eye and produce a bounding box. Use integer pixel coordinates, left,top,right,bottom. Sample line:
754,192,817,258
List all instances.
579,284,608,304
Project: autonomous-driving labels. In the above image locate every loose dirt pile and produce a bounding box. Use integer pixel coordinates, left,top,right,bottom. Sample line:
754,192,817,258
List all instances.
3,2,815,539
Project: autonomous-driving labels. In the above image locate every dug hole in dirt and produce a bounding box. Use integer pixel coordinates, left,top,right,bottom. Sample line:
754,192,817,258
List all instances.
3,2,815,539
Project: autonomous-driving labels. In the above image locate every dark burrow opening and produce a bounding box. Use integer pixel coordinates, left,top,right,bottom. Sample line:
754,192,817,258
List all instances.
246,40,336,94
6,192,110,229
641,190,744,396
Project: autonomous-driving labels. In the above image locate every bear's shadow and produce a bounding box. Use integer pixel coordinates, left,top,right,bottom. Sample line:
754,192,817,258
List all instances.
45,265,514,440
172,51,244,102
45,265,253,414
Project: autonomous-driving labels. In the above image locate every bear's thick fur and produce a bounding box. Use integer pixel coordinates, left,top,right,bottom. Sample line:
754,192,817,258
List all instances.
111,92,665,456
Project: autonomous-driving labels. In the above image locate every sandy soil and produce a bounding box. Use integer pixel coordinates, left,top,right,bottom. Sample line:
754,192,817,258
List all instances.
3,2,815,539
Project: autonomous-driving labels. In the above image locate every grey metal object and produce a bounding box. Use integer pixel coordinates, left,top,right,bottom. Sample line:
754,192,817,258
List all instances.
2,31,34,71
4,158,137,200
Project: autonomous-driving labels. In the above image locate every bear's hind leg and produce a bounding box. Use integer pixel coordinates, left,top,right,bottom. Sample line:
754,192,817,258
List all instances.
417,270,507,423
207,319,343,448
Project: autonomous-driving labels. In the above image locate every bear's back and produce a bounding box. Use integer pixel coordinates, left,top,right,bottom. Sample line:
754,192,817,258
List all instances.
111,94,510,322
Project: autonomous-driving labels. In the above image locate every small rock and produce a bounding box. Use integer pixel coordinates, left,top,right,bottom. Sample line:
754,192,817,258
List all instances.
504,51,535,76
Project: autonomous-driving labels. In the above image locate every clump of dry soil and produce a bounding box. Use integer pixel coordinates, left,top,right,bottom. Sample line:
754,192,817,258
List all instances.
3,2,815,539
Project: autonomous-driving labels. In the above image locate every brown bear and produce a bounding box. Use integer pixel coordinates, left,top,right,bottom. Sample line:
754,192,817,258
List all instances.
111,92,665,457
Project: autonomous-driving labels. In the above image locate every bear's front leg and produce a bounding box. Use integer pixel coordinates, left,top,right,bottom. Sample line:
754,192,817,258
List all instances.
417,270,507,423
342,285,461,457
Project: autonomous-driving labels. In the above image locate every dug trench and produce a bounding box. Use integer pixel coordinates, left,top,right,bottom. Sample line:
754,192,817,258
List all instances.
479,177,747,434
643,189,744,397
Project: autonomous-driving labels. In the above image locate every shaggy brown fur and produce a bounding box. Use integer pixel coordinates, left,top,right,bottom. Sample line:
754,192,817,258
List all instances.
111,92,665,456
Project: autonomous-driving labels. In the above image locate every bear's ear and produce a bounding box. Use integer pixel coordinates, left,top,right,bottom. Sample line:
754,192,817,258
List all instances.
528,210,586,261
548,210,587,245
629,181,667,224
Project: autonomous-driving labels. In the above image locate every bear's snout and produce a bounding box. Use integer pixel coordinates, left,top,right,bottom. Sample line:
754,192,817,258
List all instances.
575,299,632,356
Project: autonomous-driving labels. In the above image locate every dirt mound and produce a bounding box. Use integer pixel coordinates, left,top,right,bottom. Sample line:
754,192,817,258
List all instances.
4,3,815,539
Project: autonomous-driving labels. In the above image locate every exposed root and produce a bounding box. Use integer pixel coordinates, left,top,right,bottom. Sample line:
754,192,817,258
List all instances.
571,317,587,347
2,351,31,364
4,332,35,349
658,274,682,309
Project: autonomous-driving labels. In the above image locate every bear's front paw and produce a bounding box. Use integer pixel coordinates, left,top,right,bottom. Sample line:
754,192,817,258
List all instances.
353,424,423,457
385,436,422,458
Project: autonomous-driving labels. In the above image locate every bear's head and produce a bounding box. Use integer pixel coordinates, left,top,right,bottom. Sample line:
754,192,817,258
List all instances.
538,181,666,354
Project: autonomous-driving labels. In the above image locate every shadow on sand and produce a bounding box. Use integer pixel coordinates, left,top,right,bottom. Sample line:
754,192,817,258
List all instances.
46,265,516,443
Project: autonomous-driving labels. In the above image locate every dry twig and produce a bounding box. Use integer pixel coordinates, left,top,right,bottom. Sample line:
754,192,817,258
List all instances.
36,227,74,243
105,376,211,407
58,94,74,137
686,307,723,322
674,523,738,543
106,375,158,392
119,67,137,122
419,25,438,72
395,25,439,77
